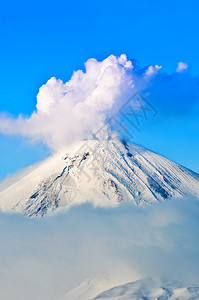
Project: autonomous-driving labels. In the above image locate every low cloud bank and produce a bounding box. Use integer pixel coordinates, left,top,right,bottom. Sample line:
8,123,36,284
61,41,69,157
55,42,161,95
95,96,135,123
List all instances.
0,197,199,299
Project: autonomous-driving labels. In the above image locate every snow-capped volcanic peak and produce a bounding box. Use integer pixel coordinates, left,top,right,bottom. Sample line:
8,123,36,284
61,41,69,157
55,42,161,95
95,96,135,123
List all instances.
0,139,199,217
92,278,199,300
64,277,199,300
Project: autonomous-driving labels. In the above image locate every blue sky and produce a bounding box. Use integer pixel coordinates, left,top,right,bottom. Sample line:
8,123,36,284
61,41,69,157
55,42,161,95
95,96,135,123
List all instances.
0,0,199,178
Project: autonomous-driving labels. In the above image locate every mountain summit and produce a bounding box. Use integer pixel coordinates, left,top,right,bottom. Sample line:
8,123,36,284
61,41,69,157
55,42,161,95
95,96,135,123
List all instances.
64,277,199,300
0,139,199,217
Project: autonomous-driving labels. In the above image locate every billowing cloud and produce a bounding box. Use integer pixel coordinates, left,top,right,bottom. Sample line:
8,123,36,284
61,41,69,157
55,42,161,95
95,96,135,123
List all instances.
0,55,160,151
0,55,198,151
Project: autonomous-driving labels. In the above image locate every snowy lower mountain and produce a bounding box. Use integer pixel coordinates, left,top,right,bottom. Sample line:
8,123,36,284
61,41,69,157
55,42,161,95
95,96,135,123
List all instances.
64,277,199,300
0,139,199,217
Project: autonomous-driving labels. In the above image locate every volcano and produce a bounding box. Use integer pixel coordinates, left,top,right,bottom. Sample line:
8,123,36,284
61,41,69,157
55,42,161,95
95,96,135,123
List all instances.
64,277,199,300
0,139,199,217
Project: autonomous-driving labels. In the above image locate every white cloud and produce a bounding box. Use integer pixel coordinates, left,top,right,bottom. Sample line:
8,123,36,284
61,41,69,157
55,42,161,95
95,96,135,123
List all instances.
0,55,198,152
0,198,199,299
176,61,188,72
0,55,138,150
145,64,162,76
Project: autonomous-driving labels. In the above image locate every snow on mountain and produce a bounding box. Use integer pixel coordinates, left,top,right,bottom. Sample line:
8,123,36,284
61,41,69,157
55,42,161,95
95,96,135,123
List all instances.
63,277,199,300
93,277,199,300
0,139,199,217
63,273,136,300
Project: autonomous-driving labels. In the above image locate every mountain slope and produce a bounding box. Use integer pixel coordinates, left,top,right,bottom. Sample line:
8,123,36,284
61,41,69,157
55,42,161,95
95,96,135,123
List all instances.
93,277,199,300
0,139,199,217
63,277,199,300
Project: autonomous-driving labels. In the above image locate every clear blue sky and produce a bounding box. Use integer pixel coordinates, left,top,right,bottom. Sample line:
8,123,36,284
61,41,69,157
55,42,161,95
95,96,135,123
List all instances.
0,0,199,178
